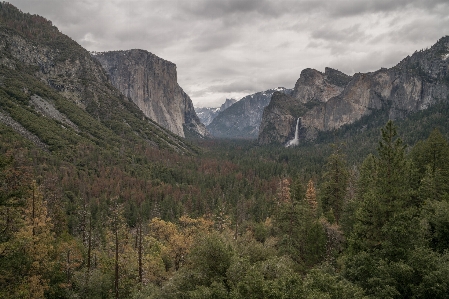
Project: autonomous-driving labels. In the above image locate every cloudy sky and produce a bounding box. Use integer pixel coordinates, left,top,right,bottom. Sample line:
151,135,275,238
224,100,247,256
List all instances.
8,0,449,107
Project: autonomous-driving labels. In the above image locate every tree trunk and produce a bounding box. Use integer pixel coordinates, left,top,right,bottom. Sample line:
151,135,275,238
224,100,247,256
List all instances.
115,229,119,299
138,220,143,284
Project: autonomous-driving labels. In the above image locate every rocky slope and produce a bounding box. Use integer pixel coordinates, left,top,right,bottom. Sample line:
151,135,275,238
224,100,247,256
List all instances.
207,88,292,139
92,50,207,138
259,36,449,145
196,107,220,126
196,98,236,126
0,3,196,153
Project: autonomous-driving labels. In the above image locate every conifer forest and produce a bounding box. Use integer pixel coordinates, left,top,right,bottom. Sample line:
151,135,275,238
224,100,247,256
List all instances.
2,119,449,299
2,2,449,298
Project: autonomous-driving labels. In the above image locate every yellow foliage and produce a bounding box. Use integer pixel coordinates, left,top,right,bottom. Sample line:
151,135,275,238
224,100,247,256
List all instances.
12,181,54,298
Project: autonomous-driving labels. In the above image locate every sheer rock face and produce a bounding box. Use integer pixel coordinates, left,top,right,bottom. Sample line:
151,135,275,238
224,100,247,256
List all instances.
259,36,449,145
258,92,300,144
292,67,351,104
93,50,207,138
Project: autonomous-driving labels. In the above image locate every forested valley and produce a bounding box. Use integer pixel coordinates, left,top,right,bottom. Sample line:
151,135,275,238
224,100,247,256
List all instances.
1,2,449,298
2,119,449,299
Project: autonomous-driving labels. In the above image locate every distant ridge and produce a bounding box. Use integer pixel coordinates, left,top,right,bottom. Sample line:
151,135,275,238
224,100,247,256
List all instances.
207,87,292,139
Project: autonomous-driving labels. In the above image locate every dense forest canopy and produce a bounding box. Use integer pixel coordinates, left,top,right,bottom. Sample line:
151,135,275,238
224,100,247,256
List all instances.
2,120,449,299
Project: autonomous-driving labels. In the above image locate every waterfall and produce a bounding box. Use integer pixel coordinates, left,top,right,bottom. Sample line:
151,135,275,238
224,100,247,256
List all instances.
285,118,300,147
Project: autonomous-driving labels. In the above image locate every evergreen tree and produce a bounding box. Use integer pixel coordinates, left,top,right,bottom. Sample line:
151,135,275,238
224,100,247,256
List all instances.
274,179,326,271
305,179,318,216
349,120,416,256
320,146,349,224
412,129,449,202
344,121,438,298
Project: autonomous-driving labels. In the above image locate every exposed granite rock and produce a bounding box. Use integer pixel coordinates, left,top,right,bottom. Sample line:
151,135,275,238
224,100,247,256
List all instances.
259,36,449,145
196,107,220,126
292,67,351,104
258,92,308,144
196,98,237,126
30,94,79,131
0,3,196,153
208,88,292,139
92,50,207,138
0,31,114,111
0,111,49,151
220,98,237,111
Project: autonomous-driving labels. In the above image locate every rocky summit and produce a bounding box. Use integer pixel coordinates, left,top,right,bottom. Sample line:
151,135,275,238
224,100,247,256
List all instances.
258,36,449,145
92,50,207,138
207,88,292,139
196,98,237,126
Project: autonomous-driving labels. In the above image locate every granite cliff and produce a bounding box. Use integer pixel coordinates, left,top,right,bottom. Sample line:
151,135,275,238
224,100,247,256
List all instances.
0,3,195,153
208,88,291,139
292,67,352,104
259,36,449,145
92,50,207,138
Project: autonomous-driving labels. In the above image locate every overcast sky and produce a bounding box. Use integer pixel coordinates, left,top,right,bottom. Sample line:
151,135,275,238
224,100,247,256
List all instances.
7,0,449,107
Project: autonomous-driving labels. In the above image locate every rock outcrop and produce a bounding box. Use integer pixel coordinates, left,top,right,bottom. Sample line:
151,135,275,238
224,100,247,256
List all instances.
196,98,237,126
258,36,449,145
258,92,308,144
208,88,292,139
92,50,207,138
292,67,351,104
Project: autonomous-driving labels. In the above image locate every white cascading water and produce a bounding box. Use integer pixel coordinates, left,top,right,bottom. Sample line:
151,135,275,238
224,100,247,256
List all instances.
285,118,300,147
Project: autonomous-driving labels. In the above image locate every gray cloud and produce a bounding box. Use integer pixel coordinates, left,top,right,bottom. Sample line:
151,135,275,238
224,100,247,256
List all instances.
180,0,275,19
7,0,449,108
327,0,449,17
311,24,368,43
328,49,411,75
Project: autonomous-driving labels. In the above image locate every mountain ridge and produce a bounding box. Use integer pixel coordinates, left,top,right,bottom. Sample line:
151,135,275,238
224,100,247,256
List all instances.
258,36,449,145
196,98,237,126
207,87,292,139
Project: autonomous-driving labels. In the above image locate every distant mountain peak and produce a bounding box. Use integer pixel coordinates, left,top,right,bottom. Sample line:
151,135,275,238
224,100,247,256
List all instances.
220,98,237,111
207,88,292,139
195,98,237,126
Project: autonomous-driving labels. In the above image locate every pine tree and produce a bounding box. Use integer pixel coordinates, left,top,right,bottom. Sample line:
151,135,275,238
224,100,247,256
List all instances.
344,121,431,298
376,120,410,215
412,129,449,202
349,121,414,256
107,197,127,299
275,178,325,271
305,179,318,216
320,147,349,224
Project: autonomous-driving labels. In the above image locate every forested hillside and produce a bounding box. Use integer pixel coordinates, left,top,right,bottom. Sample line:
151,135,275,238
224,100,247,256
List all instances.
0,2,195,154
